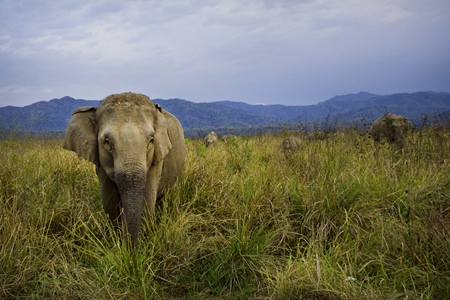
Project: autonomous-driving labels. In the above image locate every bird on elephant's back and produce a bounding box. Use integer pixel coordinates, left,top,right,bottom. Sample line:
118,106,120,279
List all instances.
369,113,411,147
63,92,186,248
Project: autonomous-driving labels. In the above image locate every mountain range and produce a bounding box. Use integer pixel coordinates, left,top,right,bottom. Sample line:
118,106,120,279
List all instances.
1,91,450,137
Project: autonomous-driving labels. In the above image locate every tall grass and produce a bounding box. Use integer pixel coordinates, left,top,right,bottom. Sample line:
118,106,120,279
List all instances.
1,129,449,299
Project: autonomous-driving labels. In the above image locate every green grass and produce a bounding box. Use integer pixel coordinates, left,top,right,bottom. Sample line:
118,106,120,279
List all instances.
1,129,450,299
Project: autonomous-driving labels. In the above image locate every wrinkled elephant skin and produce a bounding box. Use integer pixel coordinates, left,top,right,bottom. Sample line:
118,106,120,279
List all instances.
63,92,186,247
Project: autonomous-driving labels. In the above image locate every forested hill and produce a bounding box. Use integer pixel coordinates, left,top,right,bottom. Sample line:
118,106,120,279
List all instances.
1,91,450,137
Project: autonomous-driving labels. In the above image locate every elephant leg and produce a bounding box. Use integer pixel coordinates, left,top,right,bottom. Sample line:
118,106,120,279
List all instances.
96,166,121,221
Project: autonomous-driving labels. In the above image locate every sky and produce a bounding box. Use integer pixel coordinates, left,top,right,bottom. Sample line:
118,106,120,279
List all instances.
1,0,449,107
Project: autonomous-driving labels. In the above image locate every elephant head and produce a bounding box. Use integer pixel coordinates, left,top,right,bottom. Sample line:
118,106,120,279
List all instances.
63,92,186,247
370,113,411,147
283,135,302,150
204,131,218,147
283,135,302,155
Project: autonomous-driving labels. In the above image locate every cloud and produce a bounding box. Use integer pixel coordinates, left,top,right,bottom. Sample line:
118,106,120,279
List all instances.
0,0,449,107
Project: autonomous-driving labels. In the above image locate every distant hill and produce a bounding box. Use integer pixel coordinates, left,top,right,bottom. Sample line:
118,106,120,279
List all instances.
1,91,450,137
0,96,100,133
214,91,450,127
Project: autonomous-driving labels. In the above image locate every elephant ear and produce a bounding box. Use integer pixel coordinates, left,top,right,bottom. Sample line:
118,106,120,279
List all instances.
63,106,99,165
153,104,172,165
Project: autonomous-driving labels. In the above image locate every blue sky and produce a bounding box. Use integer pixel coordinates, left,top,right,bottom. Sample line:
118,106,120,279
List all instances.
1,0,449,107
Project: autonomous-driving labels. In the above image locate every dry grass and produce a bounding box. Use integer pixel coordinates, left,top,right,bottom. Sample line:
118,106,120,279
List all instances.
1,129,450,299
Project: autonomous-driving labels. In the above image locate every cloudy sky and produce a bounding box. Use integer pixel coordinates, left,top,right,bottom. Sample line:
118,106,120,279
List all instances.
1,0,449,107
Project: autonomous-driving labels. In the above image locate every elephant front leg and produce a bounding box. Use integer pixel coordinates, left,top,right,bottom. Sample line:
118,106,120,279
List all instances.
96,166,121,221
145,160,163,215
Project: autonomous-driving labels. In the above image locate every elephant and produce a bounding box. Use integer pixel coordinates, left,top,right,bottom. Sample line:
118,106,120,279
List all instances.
283,135,302,154
221,134,237,142
333,131,345,139
308,130,326,141
63,92,186,247
204,131,218,147
369,113,411,147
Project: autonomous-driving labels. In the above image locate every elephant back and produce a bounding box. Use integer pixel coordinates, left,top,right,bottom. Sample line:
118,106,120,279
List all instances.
370,113,411,146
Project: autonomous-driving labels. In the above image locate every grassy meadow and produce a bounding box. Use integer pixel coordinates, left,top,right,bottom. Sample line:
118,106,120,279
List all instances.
1,128,450,299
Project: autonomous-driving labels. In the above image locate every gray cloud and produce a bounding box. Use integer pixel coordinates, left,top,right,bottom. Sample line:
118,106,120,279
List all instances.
0,0,449,107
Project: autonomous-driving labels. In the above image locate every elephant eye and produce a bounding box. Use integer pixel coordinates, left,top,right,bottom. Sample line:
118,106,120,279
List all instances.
104,138,114,153
147,136,154,150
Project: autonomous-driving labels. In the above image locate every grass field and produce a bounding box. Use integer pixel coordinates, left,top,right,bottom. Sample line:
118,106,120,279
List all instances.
1,128,450,299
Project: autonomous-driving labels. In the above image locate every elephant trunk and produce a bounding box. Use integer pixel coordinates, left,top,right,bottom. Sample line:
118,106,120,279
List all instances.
115,169,147,248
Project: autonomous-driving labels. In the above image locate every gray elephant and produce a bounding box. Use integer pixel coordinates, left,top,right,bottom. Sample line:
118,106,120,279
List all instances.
283,135,302,154
370,113,411,147
222,134,237,142
204,131,218,147
63,92,186,247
